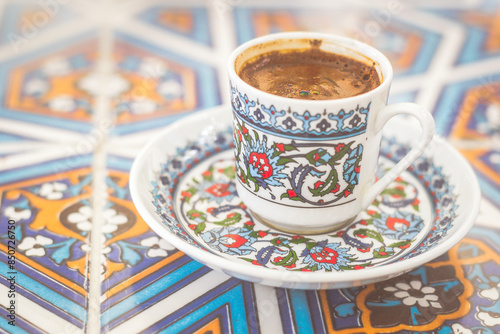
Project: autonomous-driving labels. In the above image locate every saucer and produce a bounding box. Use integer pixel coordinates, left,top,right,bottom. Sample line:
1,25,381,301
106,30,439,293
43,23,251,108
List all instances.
130,106,480,290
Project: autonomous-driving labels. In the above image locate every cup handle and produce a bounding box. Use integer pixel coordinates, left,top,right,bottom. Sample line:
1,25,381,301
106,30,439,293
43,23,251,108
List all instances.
360,102,435,209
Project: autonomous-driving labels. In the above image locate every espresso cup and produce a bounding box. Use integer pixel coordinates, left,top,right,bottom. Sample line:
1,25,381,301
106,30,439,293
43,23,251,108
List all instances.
228,32,435,234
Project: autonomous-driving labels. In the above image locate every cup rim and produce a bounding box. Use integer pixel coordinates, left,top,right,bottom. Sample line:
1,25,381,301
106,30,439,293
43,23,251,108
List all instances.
228,31,393,105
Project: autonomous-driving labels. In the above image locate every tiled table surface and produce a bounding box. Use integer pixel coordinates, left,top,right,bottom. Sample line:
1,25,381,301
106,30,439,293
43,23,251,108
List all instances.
0,0,499,333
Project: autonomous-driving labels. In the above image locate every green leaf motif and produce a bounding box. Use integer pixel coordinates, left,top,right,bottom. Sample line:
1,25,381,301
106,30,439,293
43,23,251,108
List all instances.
186,209,207,223
353,229,384,242
272,250,298,267
328,142,353,164
194,222,206,235
214,213,242,226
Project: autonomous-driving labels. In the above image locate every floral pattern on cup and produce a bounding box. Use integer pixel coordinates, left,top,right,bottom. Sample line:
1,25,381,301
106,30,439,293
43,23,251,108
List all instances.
230,83,370,139
151,128,458,272
233,116,363,206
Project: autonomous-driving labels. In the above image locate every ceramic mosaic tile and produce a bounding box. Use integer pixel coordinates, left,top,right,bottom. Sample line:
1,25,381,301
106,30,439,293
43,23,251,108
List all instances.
110,31,221,135
0,32,98,134
0,153,92,333
0,1,500,333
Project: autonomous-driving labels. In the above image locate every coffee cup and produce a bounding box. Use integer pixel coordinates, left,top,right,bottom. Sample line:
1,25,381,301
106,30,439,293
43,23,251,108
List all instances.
228,32,435,234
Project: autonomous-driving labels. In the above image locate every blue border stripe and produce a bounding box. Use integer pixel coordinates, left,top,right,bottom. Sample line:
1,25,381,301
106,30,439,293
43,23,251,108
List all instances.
0,252,86,306
307,291,326,334
0,268,86,324
101,252,192,311
101,260,207,328
106,155,133,172
289,290,314,333
0,155,92,185
178,306,230,334
152,279,252,334
276,288,295,333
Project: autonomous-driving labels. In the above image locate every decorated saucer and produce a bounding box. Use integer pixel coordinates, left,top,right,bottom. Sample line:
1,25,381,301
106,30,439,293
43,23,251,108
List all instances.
130,106,480,290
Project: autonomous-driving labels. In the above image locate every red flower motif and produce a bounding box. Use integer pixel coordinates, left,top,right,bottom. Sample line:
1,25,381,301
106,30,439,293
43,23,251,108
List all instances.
237,130,242,141
367,210,377,216
221,234,247,248
360,220,368,225
206,183,231,197
251,260,262,266
285,263,296,269
386,217,410,231
181,191,192,198
242,126,248,134
314,181,324,189
287,189,297,197
188,224,196,230
335,143,345,153
311,247,338,264
399,244,411,249
313,153,320,161
244,221,254,226
354,165,361,173
276,143,285,152
202,170,212,177
344,189,351,197
249,152,273,179
332,183,340,193
356,234,367,238
258,231,268,237
353,265,365,270
358,247,370,253
207,207,215,214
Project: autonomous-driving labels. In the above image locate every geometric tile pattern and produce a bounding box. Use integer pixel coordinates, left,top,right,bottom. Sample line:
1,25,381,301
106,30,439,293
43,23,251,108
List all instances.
1,1,500,333
136,6,212,47
430,0,500,64
0,34,98,133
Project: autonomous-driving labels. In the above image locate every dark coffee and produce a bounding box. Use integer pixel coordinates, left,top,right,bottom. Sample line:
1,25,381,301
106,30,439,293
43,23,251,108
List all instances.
238,48,381,100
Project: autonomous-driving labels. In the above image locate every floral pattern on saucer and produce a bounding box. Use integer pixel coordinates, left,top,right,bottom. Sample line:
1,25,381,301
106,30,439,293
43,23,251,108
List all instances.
151,129,458,272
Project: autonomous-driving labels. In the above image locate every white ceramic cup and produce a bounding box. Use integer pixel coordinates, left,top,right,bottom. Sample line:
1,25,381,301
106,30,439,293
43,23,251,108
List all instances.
228,32,435,234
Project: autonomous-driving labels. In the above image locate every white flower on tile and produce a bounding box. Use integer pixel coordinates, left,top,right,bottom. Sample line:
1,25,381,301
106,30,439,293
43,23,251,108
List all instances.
476,307,500,326
39,182,67,200
450,323,472,334
478,278,500,301
477,103,500,134
67,205,93,231
102,208,128,234
4,206,31,221
78,72,129,98
384,280,441,308
157,79,182,98
490,152,500,167
140,236,175,257
48,95,77,113
129,98,157,114
24,78,49,95
81,243,111,276
138,57,168,78
42,57,72,76
18,236,53,257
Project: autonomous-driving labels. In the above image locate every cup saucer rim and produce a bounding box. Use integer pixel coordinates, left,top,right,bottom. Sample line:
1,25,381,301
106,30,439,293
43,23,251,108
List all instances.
130,105,480,288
